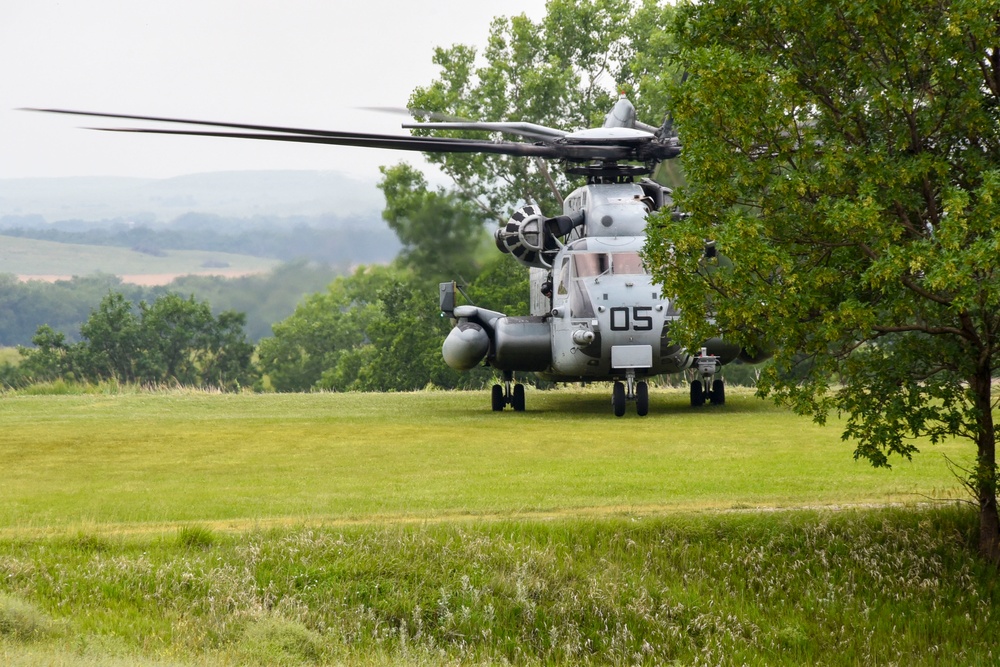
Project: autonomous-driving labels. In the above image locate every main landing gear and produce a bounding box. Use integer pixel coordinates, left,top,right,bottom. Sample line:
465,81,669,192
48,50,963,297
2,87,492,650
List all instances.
612,368,649,417
492,371,525,412
690,347,725,407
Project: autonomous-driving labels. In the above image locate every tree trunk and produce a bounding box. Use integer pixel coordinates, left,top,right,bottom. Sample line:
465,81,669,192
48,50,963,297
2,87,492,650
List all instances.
972,368,1000,564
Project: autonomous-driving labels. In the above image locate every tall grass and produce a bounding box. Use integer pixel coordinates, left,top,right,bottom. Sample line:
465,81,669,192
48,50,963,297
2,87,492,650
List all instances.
0,507,996,665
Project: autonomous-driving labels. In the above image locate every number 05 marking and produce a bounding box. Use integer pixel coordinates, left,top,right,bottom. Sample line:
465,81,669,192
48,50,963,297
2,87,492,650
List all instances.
609,306,654,331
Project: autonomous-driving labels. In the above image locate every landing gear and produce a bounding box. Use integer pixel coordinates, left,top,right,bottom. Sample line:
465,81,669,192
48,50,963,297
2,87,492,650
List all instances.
512,383,526,412
690,379,705,407
689,349,726,407
636,381,649,416
712,378,725,405
610,369,650,417
491,371,525,412
612,381,626,417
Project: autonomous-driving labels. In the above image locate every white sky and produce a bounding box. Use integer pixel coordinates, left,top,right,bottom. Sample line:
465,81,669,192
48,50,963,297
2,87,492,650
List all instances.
0,0,547,181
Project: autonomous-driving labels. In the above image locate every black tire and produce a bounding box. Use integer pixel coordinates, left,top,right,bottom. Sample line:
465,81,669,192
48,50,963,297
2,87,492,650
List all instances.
491,384,505,411
712,378,725,405
512,384,526,412
636,381,649,416
612,381,626,417
690,380,705,407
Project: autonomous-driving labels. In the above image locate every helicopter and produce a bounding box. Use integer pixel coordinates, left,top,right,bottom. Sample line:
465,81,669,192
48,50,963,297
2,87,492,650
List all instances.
27,95,767,416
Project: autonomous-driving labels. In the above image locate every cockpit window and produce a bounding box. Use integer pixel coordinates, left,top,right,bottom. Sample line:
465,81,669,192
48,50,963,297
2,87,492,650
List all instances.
572,253,609,278
611,252,646,275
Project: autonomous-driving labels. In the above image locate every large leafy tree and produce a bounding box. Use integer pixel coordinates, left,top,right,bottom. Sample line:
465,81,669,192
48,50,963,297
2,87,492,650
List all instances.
646,0,1000,560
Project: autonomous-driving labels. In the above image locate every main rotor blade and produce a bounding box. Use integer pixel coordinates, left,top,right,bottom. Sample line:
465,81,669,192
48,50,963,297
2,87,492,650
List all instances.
359,106,469,123
89,126,605,159
25,107,661,162
22,107,397,140
401,121,567,141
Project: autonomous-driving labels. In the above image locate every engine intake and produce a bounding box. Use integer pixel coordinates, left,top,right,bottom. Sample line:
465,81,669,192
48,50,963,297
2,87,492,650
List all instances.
495,207,584,269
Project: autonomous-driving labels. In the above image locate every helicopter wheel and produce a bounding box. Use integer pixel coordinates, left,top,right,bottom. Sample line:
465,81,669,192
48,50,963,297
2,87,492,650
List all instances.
612,381,627,417
512,384,526,412
711,379,725,406
636,381,649,416
690,380,705,407
491,384,505,411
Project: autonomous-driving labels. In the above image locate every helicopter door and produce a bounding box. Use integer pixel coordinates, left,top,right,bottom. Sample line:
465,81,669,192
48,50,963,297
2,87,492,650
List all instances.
569,253,607,318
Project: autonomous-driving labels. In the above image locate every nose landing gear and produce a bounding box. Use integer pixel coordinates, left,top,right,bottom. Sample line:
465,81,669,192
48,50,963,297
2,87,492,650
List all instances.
492,371,526,412
612,369,649,417
690,348,725,407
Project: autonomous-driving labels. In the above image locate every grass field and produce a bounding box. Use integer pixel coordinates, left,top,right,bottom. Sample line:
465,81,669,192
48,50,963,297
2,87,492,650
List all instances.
0,387,968,532
1,234,278,281
0,387,995,666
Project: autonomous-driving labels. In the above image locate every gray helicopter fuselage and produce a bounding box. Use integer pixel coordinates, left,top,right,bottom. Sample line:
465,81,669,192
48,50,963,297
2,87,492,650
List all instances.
440,180,730,383
529,182,692,382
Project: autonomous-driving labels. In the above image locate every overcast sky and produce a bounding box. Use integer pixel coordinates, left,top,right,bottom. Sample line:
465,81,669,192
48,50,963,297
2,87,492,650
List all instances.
0,0,547,182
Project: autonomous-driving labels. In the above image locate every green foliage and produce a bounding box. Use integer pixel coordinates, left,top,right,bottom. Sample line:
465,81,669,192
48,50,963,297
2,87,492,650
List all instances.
77,293,142,383
18,292,258,390
239,616,324,665
0,273,146,348
466,253,530,316
648,0,1000,556
259,263,507,392
163,260,342,341
377,163,488,283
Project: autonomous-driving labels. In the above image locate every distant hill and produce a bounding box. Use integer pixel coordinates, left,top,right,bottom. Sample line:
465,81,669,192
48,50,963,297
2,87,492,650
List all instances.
1,235,279,283
0,170,383,222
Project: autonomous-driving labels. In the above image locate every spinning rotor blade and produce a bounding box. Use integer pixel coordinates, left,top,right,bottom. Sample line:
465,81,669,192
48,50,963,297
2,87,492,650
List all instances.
24,104,680,164
401,121,567,142
359,106,469,123
89,126,576,158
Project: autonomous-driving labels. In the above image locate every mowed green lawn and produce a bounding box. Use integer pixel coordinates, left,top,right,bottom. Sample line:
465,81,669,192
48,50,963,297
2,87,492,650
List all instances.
0,387,969,533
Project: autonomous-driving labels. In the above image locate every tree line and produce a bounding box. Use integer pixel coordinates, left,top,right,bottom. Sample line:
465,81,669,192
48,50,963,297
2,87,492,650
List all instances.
1,164,528,393
0,261,341,346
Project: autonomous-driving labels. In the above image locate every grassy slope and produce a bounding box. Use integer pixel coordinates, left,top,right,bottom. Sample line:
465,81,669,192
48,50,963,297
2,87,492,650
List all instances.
0,388,994,666
0,235,278,278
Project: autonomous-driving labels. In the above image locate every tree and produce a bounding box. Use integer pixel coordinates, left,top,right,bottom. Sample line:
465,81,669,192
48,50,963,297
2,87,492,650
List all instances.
408,0,679,220
645,0,1000,560
377,163,488,283
77,292,142,383
257,266,400,392
51,291,258,390
135,294,258,390
17,325,76,383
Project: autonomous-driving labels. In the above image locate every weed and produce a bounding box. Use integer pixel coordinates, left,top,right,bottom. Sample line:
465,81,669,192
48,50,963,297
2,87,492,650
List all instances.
0,594,49,642
240,615,324,665
176,525,216,550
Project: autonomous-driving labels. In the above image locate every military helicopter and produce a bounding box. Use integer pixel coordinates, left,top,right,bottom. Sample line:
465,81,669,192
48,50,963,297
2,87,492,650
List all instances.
28,95,766,416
